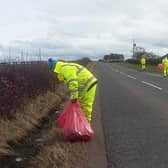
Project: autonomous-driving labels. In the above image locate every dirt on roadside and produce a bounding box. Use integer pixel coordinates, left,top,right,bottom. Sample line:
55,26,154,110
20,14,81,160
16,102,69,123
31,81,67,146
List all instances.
29,91,107,168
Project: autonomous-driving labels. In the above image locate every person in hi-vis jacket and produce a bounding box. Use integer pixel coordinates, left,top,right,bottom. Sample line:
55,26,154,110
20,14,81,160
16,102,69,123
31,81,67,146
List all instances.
140,54,146,71
162,56,168,77
48,58,97,122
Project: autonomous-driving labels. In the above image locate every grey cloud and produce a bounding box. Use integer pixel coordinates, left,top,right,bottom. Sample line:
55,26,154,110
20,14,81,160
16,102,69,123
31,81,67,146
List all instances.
0,0,168,60
13,40,72,50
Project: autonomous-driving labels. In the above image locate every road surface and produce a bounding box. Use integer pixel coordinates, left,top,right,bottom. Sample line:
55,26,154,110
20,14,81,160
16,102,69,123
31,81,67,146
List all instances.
97,63,168,168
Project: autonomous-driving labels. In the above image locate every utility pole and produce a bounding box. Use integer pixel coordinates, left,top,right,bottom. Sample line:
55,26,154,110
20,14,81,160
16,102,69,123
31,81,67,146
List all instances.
8,48,11,63
21,51,24,62
39,48,41,61
26,51,28,62
132,39,136,59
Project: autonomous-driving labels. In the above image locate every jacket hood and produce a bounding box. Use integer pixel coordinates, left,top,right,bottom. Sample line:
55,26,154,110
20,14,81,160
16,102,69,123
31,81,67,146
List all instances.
54,61,65,73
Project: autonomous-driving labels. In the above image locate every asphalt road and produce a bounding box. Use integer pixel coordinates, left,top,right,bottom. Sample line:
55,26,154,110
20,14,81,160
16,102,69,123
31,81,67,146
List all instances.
97,63,168,168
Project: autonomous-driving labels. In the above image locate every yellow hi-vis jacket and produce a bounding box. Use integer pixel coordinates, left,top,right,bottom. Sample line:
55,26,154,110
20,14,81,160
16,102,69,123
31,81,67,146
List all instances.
140,57,146,65
54,61,97,100
162,57,168,67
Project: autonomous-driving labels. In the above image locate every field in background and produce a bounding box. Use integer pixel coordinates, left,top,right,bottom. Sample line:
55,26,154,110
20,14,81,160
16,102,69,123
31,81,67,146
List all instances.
119,62,161,73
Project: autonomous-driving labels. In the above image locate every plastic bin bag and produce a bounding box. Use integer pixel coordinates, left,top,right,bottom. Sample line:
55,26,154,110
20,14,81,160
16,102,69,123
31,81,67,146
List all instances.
55,100,94,141
157,63,163,71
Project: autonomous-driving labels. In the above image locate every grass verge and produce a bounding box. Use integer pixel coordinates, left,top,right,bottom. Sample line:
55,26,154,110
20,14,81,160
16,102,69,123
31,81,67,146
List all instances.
119,62,162,73
0,84,68,156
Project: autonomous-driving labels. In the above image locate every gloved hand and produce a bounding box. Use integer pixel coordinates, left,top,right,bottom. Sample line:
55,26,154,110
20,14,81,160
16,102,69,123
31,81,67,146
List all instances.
71,99,78,103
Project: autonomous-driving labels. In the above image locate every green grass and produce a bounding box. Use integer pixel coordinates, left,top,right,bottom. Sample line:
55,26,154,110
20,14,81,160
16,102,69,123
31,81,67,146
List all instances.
119,62,162,73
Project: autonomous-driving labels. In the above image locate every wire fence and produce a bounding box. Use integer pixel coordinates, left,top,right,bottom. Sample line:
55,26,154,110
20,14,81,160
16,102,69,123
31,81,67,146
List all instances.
0,55,46,64
0,48,98,65
0,48,53,64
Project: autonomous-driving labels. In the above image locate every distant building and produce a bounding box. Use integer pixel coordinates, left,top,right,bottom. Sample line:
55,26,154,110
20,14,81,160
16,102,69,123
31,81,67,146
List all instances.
132,43,159,59
133,45,145,59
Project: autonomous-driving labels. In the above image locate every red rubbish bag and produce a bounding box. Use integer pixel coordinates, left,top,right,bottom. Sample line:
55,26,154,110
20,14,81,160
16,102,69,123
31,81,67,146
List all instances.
55,100,94,141
157,63,164,71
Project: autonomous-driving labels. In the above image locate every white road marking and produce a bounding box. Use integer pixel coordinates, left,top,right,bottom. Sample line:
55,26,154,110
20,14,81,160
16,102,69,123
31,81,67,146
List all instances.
120,71,127,75
127,75,136,80
141,81,162,90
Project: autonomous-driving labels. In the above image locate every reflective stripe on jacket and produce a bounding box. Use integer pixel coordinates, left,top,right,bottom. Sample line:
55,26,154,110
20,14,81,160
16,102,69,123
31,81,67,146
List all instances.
54,61,97,99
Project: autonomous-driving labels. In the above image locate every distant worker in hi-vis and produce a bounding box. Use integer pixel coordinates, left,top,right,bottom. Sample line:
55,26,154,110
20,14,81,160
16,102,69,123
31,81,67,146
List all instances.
48,58,97,122
140,54,146,71
162,56,168,77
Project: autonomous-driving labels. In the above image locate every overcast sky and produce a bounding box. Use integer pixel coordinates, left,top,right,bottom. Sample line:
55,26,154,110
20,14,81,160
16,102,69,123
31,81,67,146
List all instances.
0,0,168,61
